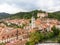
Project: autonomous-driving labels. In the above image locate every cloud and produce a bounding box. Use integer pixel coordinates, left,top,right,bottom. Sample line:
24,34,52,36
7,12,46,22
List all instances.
36,0,54,10
35,0,60,12
0,0,60,13
47,6,60,12
0,3,27,14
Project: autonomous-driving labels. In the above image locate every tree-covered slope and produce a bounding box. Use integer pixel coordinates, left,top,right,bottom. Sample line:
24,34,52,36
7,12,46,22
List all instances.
0,10,60,20
0,12,10,19
9,10,46,19
9,10,60,20
48,11,60,20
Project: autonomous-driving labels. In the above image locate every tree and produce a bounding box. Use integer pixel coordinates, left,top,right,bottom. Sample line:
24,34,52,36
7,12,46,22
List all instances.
0,43,5,45
29,32,40,43
44,32,54,40
52,26,59,35
27,31,45,45
57,31,60,43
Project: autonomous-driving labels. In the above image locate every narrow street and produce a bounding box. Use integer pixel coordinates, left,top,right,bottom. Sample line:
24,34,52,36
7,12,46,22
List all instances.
36,43,60,45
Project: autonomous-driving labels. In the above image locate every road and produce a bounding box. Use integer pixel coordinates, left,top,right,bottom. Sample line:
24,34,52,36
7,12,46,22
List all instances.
36,43,60,45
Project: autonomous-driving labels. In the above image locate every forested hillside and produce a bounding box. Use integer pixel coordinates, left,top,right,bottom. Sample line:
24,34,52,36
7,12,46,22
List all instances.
9,10,45,19
0,10,60,20
48,11,60,20
0,12,10,19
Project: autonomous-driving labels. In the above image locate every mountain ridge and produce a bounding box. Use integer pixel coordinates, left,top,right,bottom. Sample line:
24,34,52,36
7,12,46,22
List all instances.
0,10,60,20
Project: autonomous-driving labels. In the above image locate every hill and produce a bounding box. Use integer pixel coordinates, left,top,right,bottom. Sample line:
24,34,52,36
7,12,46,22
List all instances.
0,12,10,19
9,10,46,19
0,10,60,20
48,11,60,20
9,10,60,20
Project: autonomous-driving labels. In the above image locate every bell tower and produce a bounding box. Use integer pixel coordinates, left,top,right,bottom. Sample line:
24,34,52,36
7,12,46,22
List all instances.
31,13,36,29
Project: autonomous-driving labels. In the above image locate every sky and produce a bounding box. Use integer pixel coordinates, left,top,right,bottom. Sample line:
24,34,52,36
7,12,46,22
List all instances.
0,0,60,14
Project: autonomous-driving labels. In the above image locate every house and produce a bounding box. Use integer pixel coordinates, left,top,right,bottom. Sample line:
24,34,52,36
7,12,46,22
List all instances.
0,27,29,43
37,12,48,19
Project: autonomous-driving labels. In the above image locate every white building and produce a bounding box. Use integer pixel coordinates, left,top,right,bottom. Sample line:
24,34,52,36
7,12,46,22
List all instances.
31,16,36,29
37,13,48,19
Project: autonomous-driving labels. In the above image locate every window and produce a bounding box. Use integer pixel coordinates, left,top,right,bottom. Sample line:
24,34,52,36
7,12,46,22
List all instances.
11,34,14,37
16,33,17,35
7,35,9,38
20,39,22,41
23,35,28,39
19,33,21,35
22,31,24,34
2,36,4,39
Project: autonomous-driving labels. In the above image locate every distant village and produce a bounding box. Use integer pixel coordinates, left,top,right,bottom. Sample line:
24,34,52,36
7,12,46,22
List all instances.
0,12,60,45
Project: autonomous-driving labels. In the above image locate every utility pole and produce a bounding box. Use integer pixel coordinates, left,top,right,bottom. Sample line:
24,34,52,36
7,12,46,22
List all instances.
16,29,18,39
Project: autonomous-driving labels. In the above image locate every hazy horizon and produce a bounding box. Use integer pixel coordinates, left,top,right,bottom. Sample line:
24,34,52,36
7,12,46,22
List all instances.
0,0,60,14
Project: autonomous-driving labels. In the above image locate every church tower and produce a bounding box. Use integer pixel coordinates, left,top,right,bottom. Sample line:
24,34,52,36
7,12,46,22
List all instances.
31,13,36,29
